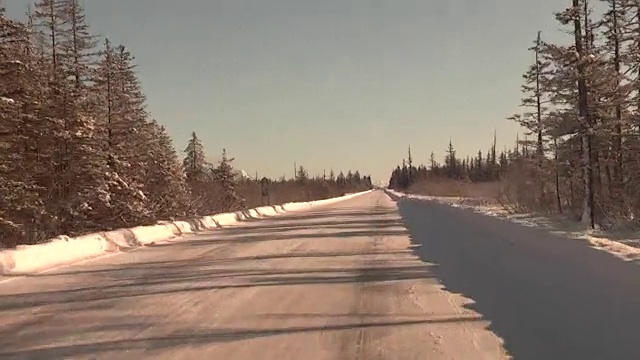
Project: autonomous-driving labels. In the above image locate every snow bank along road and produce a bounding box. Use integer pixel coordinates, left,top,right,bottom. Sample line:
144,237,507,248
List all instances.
0,190,638,359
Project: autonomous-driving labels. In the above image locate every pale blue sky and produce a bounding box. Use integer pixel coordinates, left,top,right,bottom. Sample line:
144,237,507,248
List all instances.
6,0,568,182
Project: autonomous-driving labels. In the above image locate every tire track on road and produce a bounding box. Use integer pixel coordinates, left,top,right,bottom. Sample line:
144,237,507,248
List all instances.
353,193,390,360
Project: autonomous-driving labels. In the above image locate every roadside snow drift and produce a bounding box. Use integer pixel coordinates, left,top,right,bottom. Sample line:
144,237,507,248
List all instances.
0,190,372,275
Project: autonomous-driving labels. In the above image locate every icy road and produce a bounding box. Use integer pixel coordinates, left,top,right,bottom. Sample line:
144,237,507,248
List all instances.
1,190,639,359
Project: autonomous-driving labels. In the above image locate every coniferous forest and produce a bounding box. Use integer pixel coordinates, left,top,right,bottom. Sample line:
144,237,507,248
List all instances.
389,1,640,229
0,1,372,248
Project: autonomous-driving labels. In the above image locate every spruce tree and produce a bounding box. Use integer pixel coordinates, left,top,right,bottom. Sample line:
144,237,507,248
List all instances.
212,149,244,212
0,9,48,244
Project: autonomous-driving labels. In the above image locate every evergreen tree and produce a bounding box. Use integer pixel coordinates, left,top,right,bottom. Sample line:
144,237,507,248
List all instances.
0,8,49,244
144,121,191,219
509,31,550,159
337,171,346,188
544,0,596,227
445,140,458,179
183,131,209,184
33,0,111,234
296,165,309,184
92,39,152,227
212,149,244,211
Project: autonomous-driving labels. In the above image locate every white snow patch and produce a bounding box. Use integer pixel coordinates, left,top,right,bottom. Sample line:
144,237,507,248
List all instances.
1,97,15,105
388,190,640,263
0,190,373,275
0,233,111,275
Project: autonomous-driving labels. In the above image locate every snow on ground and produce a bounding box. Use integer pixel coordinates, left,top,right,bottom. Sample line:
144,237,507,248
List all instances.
0,191,511,359
388,190,640,263
1,97,15,105
0,190,373,276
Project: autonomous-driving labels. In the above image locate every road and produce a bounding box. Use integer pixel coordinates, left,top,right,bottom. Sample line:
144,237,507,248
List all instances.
0,190,638,359
397,194,640,360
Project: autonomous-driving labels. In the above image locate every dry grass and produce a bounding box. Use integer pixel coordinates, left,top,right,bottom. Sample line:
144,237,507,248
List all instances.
407,179,502,203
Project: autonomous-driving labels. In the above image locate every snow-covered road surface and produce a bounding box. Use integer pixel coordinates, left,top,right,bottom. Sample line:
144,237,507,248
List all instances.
0,191,506,359
0,190,638,359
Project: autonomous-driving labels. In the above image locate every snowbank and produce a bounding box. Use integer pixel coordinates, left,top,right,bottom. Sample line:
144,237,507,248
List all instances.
0,234,112,275
1,97,15,105
386,189,640,263
0,190,372,275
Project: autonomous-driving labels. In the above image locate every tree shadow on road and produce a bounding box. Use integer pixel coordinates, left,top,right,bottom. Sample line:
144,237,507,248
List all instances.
0,315,481,359
0,262,434,311
394,196,640,360
170,229,408,246
238,207,397,223
220,217,403,234
0,198,431,358
0,256,437,358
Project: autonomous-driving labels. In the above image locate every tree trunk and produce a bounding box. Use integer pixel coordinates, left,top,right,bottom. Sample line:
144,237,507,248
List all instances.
554,137,563,214
612,0,623,208
535,31,545,205
574,0,595,228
